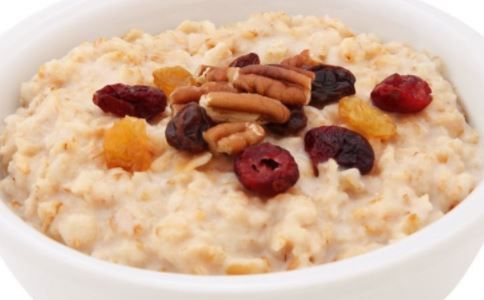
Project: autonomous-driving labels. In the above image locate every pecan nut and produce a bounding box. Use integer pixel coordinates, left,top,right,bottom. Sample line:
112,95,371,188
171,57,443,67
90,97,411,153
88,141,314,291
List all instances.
203,122,265,154
281,49,320,70
270,64,315,80
238,65,313,90
170,82,237,105
199,66,229,82
200,92,291,124
229,53,260,68
228,65,313,106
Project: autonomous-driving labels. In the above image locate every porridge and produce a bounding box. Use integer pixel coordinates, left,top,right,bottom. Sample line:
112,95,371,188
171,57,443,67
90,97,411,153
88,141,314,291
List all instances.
0,12,481,275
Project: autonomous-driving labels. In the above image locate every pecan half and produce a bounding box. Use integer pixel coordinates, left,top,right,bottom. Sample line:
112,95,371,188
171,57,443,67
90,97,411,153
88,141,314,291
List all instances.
203,122,265,154
239,65,313,89
229,53,260,68
200,66,229,82
200,92,290,124
170,82,238,105
270,64,315,80
229,65,312,106
281,49,320,70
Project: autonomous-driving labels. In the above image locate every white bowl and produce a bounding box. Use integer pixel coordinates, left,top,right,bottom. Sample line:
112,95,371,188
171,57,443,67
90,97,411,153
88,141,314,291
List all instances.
1,0,484,299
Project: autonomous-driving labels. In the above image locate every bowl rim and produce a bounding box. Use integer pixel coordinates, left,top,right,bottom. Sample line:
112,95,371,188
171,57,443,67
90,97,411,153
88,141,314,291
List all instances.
1,0,484,294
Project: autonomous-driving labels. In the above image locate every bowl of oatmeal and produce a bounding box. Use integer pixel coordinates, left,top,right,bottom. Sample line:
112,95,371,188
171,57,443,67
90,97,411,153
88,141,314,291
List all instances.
0,0,484,299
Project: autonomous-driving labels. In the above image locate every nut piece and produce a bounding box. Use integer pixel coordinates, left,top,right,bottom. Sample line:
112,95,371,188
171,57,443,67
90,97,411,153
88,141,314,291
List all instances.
229,52,260,68
203,122,265,155
170,82,238,105
200,66,229,82
281,49,320,70
270,64,315,80
229,65,312,106
239,65,313,90
200,92,290,124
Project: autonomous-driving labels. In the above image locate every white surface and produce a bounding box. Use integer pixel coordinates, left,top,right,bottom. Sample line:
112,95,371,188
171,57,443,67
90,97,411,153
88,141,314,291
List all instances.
0,0,483,299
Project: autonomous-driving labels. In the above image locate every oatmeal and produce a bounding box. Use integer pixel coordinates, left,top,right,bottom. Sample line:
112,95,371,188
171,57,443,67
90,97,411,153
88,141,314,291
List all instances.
0,12,481,275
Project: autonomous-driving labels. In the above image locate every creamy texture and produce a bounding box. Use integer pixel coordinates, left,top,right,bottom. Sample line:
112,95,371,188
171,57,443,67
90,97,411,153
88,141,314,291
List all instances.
0,13,481,275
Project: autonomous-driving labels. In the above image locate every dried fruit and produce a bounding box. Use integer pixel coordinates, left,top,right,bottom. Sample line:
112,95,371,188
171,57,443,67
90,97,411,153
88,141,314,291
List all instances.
153,66,195,97
309,64,356,108
165,103,214,153
104,117,153,172
234,143,300,197
304,126,374,175
371,74,432,113
266,106,308,136
229,53,260,68
339,96,396,140
93,84,167,120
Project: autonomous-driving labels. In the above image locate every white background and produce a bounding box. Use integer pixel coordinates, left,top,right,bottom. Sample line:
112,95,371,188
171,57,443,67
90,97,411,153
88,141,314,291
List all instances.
0,0,483,299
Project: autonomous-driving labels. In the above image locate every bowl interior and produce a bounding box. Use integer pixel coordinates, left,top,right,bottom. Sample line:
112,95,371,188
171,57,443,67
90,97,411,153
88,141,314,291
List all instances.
0,0,484,289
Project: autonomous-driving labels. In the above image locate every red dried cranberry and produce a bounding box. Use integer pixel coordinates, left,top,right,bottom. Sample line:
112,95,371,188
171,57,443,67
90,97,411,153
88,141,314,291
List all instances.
165,103,213,153
229,53,260,68
234,143,300,197
266,106,307,136
371,74,432,113
309,64,356,108
93,84,167,120
304,126,374,175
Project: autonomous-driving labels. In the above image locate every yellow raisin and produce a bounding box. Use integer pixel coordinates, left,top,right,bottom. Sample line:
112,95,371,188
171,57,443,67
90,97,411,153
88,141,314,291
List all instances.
104,117,153,172
153,66,195,97
339,96,396,140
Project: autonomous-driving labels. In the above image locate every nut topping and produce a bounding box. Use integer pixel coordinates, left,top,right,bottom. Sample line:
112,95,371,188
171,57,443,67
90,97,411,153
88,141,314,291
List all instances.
229,53,260,68
281,49,320,70
269,64,316,80
239,65,313,90
203,122,265,155
170,82,237,105
228,65,312,106
200,66,229,82
230,74,310,106
200,92,290,124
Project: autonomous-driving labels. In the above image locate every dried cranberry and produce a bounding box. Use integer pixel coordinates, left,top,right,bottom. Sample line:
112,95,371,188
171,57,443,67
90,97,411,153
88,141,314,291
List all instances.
165,103,213,153
304,126,374,175
309,64,356,108
266,106,307,136
371,74,432,113
93,84,167,120
229,53,260,68
234,143,300,197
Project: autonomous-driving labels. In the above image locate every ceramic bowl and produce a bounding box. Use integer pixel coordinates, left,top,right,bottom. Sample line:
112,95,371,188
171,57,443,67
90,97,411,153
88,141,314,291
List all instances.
0,0,483,299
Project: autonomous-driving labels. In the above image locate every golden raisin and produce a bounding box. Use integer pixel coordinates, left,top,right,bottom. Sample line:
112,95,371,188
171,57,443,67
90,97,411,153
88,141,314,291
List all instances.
153,66,195,97
104,117,153,172
339,96,396,140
